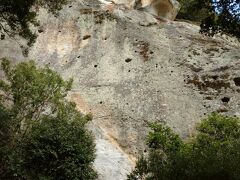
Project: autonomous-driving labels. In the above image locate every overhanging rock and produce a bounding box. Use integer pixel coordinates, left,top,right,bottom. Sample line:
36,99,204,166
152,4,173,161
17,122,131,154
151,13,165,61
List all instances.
99,0,180,21
138,0,180,21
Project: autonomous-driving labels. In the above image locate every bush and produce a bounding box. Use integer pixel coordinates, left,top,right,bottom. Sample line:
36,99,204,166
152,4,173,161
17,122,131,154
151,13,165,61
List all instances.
0,59,97,179
129,114,240,180
13,115,96,179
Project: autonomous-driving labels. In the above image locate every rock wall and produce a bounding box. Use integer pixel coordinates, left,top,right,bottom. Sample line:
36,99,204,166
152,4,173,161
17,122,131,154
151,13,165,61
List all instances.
0,0,239,179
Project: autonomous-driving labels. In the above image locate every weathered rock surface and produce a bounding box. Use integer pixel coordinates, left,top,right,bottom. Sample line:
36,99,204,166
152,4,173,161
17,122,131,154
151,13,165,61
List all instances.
101,0,180,20
0,0,239,179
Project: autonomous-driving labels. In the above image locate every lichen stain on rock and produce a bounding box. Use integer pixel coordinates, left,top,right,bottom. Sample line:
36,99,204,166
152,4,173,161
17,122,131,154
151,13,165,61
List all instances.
186,73,231,92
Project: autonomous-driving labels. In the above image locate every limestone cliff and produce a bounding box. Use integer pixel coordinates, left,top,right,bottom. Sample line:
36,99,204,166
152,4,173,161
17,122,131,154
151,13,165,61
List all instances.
0,0,239,179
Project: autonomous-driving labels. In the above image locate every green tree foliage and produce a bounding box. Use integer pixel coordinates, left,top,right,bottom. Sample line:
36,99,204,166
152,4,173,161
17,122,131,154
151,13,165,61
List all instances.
0,0,70,47
0,59,97,179
177,0,240,38
177,0,210,22
129,114,240,180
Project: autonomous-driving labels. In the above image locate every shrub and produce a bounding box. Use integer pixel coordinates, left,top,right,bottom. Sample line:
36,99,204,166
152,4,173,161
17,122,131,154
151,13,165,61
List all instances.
0,59,97,179
13,115,96,179
129,114,240,180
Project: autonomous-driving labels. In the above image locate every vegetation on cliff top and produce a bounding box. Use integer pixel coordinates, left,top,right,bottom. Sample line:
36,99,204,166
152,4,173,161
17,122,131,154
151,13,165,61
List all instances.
0,0,239,48
178,0,240,38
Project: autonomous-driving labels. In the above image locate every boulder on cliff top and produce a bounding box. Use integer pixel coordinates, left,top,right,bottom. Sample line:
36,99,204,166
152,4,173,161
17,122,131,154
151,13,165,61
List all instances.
99,0,180,21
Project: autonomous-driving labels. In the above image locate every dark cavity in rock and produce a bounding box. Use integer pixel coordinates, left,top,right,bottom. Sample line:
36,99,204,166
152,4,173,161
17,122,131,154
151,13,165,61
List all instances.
221,97,230,103
233,77,240,86
1,34,5,40
83,35,91,40
125,58,132,63
38,29,44,33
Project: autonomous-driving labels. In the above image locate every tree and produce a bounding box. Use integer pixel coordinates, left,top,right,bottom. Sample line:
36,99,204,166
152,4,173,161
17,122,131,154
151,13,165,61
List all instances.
177,0,240,38
0,0,70,48
177,0,210,22
128,123,185,180
129,114,240,180
0,59,97,179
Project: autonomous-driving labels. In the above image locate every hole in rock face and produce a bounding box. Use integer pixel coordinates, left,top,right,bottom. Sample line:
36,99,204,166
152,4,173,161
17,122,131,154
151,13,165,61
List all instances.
221,97,230,103
233,77,240,86
83,35,91,40
38,29,44,33
1,34,5,40
205,96,213,100
94,65,98,68
99,101,103,104
217,107,228,113
212,75,218,80
125,58,132,63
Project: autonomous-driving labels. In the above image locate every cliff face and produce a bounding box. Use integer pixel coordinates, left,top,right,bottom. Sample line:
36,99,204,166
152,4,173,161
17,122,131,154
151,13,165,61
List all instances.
0,0,240,179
